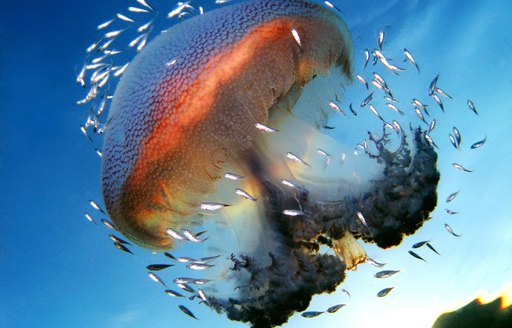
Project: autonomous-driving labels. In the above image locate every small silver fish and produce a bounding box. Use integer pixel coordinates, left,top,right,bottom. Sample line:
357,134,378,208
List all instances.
192,255,220,264
281,179,298,189
363,48,370,69
356,74,369,89
166,228,186,240
384,95,398,103
378,30,385,50
148,272,167,287
431,94,445,112
101,219,117,230
164,252,176,260
408,250,427,262
113,242,133,254
327,101,346,116
360,92,373,107
97,18,115,30
424,133,439,149
445,223,461,237
147,264,173,271
176,257,196,263
446,191,460,203
341,288,351,298
165,289,184,297
326,304,346,313
282,209,305,217
369,104,385,122
429,119,437,133
428,75,439,96
317,148,332,165
137,19,154,33
366,257,387,267
471,137,486,149
467,99,478,115
452,163,473,173
291,28,301,47
415,108,427,124
104,28,125,39
377,287,394,297
426,242,441,255
435,87,452,99
449,134,459,149
301,311,324,318
403,48,419,72
129,6,150,13
178,305,198,320
128,34,146,48
386,103,404,116
168,2,194,19
176,283,195,293
453,127,462,146
109,234,131,245
412,240,429,249
323,1,341,12
356,211,368,226
116,13,135,23
198,289,208,303
224,172,245,181
183,229,208,243
374,270,400,278
186,263,213,270
137,0,155,12
255,122,278,133
200,202,230,211
89,200,105,213
84,213,95,224
286,152,310,167
113,63,129,77
445,208,458,215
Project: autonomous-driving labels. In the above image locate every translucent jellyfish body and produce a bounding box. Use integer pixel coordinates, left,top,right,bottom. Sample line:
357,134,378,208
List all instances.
100,0,439,326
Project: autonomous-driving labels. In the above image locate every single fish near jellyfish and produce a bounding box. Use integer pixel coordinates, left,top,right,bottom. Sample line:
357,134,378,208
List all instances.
165,289,184,297
403,48,419,72
452,163,473,173
426,242,441,255
84,213,96,224
301,311,324,318
412,240,429,249
378,30,385,50
470,137,486,149
366,257,387,267
146,264,173,271
377,287,394,297
467,99,479,115
109,234,131,245
374,270,401,278
326,304,346,313
148,272,167,287
178,305,198,320
446,191,460,203
113,242,133,254
408,250,427,262
445,224,462,237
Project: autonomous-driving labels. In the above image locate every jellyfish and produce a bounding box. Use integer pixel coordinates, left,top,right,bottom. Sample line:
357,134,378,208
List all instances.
100,0,439,326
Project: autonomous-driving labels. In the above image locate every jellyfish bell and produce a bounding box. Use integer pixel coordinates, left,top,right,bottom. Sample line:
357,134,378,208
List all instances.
101,0,355,250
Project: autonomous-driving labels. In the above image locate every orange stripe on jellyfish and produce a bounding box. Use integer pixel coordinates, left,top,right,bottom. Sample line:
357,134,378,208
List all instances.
101,0,353,249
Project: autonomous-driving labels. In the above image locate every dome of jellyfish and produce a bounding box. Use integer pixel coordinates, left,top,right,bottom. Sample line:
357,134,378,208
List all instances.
75,0,487,327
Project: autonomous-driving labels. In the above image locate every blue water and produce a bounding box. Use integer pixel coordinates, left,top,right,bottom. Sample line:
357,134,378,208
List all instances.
0,0,511,327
